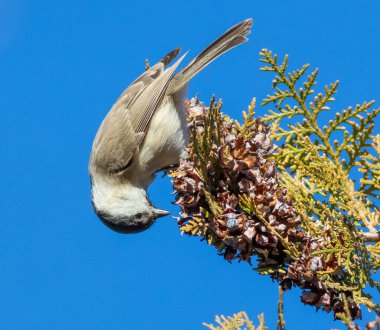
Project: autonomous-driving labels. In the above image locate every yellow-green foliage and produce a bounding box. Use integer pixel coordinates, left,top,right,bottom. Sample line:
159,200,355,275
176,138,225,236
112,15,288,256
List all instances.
260,49,380,314
171,49,379,326
203,312,267,330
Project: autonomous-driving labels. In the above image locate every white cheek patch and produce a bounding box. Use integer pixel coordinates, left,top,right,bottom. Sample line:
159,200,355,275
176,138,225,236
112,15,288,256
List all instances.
91,177,149,218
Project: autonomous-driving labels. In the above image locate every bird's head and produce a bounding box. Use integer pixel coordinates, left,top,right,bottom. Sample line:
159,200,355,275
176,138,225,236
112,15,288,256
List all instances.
90,177,169,234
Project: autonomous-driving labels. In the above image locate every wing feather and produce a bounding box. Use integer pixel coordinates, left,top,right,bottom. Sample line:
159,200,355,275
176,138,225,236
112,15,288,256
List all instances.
130,52,186,135
90,49,183,174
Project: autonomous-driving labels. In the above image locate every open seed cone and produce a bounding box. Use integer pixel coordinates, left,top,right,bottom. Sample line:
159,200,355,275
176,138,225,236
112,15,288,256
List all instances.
170,97,362,320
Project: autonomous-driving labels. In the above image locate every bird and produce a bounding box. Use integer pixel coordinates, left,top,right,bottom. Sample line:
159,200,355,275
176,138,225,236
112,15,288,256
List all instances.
89,18,253,234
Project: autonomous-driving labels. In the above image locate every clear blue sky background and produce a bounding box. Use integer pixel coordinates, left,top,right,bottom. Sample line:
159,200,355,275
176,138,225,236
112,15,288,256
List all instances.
1,1,379,329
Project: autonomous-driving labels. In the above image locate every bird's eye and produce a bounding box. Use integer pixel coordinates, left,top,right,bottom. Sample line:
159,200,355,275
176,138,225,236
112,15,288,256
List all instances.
136,213,143,219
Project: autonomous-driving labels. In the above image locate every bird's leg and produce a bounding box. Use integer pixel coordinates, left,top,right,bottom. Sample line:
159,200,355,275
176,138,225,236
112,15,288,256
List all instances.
157,164,179,177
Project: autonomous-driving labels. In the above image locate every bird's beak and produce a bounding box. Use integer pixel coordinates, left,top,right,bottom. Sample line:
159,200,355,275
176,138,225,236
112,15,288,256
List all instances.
154,209,170,218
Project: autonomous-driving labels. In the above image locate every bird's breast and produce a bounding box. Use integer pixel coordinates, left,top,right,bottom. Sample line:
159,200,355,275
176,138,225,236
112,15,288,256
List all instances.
137,92,188,174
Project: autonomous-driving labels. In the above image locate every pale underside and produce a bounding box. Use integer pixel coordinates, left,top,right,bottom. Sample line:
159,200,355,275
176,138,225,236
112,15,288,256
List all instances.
89,18,253,183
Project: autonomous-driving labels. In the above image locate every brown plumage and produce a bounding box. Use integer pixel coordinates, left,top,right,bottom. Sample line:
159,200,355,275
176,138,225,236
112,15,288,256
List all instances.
89,19,253,234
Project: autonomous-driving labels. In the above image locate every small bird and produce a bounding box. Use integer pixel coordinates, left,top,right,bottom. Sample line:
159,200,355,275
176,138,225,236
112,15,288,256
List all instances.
89,18,253,234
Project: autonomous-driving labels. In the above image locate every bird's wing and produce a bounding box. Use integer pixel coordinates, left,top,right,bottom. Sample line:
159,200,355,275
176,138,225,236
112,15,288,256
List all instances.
90,49,184,174
127,51,186,136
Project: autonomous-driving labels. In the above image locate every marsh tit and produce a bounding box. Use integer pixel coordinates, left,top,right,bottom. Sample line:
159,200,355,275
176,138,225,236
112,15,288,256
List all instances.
89,19,253,233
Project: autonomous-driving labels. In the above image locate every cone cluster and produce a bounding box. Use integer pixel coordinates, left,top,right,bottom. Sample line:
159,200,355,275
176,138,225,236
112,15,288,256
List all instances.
171,98,361,320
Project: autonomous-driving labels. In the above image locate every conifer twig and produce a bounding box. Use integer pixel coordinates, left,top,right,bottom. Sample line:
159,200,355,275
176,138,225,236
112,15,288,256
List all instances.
277,286,285,330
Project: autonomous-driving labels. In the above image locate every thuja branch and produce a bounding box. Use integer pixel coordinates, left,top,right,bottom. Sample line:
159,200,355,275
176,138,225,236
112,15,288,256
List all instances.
259,49,380,318
170,50,379,326
260,49,380,233
203,311,267,330
277,286,285,330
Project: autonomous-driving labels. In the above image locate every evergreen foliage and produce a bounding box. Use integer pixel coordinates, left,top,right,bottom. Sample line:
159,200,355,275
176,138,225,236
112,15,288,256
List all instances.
170,49,380,328
203,311,267,330
260,49,380,316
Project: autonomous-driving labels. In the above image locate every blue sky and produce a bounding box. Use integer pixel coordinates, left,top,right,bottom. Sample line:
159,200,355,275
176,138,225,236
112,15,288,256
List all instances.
1,0,379,329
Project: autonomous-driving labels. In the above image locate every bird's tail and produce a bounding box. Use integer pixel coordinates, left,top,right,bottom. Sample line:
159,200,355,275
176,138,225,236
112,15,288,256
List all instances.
167,18,253,94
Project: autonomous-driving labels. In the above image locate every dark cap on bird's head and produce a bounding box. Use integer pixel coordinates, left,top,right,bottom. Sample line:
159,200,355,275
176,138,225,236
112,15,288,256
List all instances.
94,205,169,234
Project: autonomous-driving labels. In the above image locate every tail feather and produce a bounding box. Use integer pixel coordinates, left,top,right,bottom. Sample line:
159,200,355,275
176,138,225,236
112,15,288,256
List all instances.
167,18,253,94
